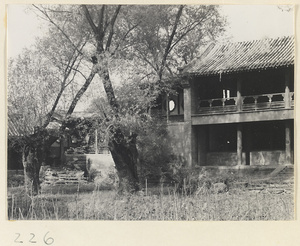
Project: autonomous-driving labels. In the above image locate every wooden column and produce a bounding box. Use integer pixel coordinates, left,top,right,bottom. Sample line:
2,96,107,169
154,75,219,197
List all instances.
198,126,207,166
95,129,98,154
60,136,65,166
166,93,169,123
183,88,191,121
182,79,193,167
237,124,243,165
244,126,251,166
285,70,291,108
237,76,243,165
285,121,291,165
191,126,198,167
237,78,242,112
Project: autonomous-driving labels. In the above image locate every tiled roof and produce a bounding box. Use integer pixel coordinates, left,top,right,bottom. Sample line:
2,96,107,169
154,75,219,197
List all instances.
8,114,34,137
182,36,294,76
8,110,97,137
54,110,98,120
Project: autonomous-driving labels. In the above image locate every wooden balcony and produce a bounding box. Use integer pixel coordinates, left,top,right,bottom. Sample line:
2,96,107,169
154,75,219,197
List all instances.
197,92,294,115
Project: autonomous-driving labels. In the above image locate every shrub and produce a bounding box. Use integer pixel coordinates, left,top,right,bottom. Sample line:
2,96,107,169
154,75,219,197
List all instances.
7,173,24,187
137,118,176,184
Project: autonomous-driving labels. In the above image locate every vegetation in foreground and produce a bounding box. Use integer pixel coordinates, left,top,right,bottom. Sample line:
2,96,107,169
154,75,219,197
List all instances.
7,182,294,221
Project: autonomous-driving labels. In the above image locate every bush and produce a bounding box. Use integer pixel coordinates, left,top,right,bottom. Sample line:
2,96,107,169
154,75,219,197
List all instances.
137,118,177,184
8,172,24,187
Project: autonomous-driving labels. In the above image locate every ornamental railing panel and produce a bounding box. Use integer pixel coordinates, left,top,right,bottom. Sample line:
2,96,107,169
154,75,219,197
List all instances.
197,92,293,115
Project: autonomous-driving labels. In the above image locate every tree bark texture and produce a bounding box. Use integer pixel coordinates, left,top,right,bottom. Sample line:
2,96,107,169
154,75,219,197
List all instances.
22,146,41,196
98,67,140,193
108,128,139,193
67,68,97,116
21,129,54,195
82,5,140,193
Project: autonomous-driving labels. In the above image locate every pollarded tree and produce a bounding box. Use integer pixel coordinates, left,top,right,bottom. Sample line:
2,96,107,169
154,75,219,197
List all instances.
32,4,145,192
24,4,226,193
8,13,93,194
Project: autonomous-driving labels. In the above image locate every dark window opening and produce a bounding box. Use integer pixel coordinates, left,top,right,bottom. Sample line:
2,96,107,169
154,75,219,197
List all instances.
243,121,288,151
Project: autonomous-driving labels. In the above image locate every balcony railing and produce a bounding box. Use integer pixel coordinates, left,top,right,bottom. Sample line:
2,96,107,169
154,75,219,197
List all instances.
197,92,294,115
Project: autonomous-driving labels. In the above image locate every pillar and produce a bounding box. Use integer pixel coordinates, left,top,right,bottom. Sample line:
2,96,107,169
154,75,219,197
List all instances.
60,136,65,166
237,124,243,165
198,126,207,166
95,129,98,154
285,70,291,108
244,125,251,166
183,87,191,121
285,121,291,165
182,79,193,167
237,78,242,112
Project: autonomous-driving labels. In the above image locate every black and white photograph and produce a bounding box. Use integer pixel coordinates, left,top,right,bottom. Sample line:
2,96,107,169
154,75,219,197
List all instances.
6,3,295,223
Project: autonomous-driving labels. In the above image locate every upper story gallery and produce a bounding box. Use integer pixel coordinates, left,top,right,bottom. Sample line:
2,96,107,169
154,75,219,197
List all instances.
156,36,294,167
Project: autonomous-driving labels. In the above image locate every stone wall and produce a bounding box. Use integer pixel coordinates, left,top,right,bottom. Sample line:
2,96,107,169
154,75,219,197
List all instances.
85,154,118,188
206,152,246,166
63,153,117,188
167,122,192,165
250,150,293,166
204,150,292,166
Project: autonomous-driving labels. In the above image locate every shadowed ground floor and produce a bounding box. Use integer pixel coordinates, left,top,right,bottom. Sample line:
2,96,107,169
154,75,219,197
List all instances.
168,119,294,167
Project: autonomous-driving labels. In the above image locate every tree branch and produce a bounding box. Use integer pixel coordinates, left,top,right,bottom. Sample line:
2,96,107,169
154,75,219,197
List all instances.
170,19,204,52
97,5,105,34
158,5,184,80
67,66,98,116
113,23,139,53
105,5,122,51
33,4,84,55
81,5,98,35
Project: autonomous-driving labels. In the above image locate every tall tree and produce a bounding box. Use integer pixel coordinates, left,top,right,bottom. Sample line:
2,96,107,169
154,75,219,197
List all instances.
127,5,225,86
9,4,226,193
8,15,91,194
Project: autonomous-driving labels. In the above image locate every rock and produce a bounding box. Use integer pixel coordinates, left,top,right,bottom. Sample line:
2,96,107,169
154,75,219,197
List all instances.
212,182,228,193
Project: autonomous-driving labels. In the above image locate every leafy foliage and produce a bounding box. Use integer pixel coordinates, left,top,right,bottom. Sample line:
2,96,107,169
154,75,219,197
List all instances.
137,117,175,182
8,4,227,193
8,49,60,130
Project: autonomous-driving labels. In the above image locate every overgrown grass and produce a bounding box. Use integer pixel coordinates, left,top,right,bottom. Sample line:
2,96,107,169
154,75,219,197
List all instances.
7,182,294,221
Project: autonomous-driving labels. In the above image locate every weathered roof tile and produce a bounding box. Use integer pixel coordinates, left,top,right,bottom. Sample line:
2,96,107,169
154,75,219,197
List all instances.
182,36,294,76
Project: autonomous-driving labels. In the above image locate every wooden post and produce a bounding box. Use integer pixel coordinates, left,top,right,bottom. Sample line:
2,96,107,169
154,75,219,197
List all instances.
182,78,192,120
182,80,193,167
198,126,207,166
166,93,169,124
237,78,242,112
285,121,291,165
95,129,98,154
145,179,148,196
237,124,243,165
60,136,65,166
244,126,251,166
285,70,291,108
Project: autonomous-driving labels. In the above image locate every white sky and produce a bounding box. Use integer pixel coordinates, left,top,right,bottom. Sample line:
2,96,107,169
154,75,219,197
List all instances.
220,5,294,42
7,4,294,58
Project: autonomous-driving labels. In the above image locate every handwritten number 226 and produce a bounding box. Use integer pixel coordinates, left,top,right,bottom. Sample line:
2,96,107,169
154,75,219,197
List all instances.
14,232,54,245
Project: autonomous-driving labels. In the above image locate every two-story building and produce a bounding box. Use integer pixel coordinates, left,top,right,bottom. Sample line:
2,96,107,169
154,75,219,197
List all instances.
163,36,294,168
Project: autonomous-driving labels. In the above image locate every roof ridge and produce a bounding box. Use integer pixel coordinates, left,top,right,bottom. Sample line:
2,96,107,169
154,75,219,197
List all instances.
220,35,294,46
